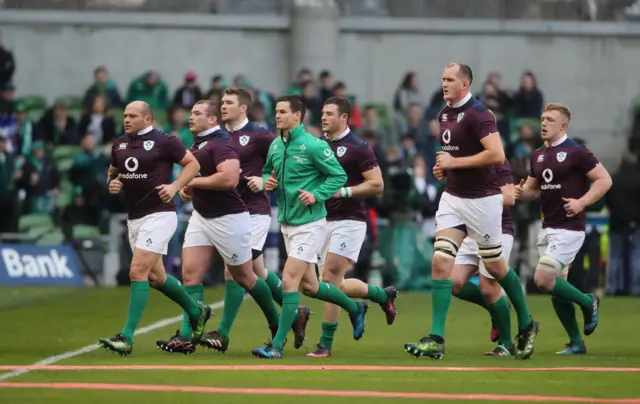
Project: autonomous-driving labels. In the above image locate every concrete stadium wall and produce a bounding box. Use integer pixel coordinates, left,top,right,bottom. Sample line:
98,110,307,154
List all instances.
1,10,639,167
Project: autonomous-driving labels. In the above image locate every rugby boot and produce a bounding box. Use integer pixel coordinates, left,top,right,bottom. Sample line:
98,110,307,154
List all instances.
404,335,445,359
582,294,599,336
156,329,196,354
381,286,398,325
98,333,132,357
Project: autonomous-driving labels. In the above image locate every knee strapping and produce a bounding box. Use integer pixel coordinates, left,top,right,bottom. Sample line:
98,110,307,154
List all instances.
537,255,564,274
434,237,460,258
479,243,502,262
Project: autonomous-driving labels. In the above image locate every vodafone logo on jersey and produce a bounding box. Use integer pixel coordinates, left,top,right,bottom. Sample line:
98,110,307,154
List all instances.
540,168,561,190
441,129,459,151
121,157,148,180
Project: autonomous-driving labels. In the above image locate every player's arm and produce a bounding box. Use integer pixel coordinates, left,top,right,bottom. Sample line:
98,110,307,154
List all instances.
578,163,612,208
516,176,540,202
261,145,275,183
310,142,347,202
107,165,118,184
444,132,505,169
501,183,516,207
339,166,383,198
173,150,200,189
190,159,240,190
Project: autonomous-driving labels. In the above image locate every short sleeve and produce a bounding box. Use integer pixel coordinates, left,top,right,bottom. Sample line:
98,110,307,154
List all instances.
495,161,514,186
163,135,188,164
357,145,379,173
576,147,599,174
474,109,498,140
212,140,238,166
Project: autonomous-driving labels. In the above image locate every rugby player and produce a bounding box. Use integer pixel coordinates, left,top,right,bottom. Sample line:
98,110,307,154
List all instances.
198,88,310,352
515,103,611,354
447,160,516,356
404,63,539,360
99,101,211,356
155,100,287,354
305,96,397,358
251,95,368,359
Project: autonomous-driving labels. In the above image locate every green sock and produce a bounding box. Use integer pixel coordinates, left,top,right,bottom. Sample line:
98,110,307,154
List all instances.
273,291,299,350
552,278,593,308
455,281,488,310
157,275,201,318
121,280,150,344
498,268,532,330
265,270,284,307
314,282,358,316
319,321,339,350
217,280,245,339
488,296,513,346
179,284,204,338
429,279,452,339
247,277,280,329
552,297,583,345
365,284,388,304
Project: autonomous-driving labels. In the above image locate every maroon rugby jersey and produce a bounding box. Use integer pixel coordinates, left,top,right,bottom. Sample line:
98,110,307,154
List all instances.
190,126,247,219
529,136,598,232
227,119,275,216
438,94,501,199
323,129,378,222
110,126,186,220
496,160,514,236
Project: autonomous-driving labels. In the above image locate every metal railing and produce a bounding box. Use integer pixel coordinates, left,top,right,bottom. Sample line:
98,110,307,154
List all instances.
1,0,638,21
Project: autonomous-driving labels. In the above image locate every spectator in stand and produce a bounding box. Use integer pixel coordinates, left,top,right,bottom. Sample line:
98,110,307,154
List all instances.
395,102,427,152
393,71,423,114
206,74,226,99
361,130,387,174
78,94,117,146
333,81,362,129
361,105,392,149
83,66,124,110
18,141,59,214
510,123,542,181
300,80,322,126
11,101,40,158
61,186,101,228
69,133,110,211
0,136,19,233
164,106,192,149
248,101,274,132
284,67,312,95
39,99,78,147
478,80,511,148
318,70,335,103
0,30,15,89
126,70,169,110
0,82,15,116
512,71,544,119
605,152,640,296
629,95,640,158
172,71,203,109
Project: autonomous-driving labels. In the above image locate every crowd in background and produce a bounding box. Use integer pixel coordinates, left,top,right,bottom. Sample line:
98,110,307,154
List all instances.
1,29,639,296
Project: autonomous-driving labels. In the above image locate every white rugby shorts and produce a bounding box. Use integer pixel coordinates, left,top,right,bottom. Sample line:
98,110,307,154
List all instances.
536,227,586,271
249,214,272,251
183,210,252,266
281,218,327,264
127,211,177,255
318,220,367,266
435,192,503,248
455,234,515,279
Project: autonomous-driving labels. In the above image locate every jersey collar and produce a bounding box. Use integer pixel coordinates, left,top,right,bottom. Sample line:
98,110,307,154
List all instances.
447,92,472,108
547,134,568,148
198,125,220,137
325,127,350,142
138,126,153,135
226,118,248,132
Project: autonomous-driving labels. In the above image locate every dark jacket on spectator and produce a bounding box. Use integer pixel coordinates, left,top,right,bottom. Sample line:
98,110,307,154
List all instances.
77,114,117,144
0,46,15,87
173,86,204,109
512,88,544,118
83,82,124,110
38,109,78,146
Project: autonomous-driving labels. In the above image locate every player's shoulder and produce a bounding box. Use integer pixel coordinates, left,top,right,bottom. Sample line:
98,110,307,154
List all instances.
563,138,590,151
469,98,496,121
213,127,232,141
343,131,371,151
245,122,273,135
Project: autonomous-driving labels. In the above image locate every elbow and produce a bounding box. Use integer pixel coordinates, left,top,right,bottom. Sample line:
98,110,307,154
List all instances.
491,149,506,165
373,181,384,196
223,173,239,190
190,159,201,173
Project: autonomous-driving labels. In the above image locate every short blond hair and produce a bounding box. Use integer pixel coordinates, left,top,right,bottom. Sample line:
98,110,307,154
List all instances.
544,103,571,121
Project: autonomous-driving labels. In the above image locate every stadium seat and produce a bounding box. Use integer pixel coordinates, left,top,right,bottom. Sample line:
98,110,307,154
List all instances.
53,145,83,162
18,213,54,233
27,108,45,123
36,230,65,246
72,225,101,238
16,95,47,110
56,158,75,173
57,95,84,110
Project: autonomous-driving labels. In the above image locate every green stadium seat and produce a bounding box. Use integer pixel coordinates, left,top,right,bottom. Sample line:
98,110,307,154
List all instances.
72,225,101,238
53,145,83,162
154,110,168,127
68,108,83,121
55,158,75,173
57,95,84,110
36,230,65,246
112,109,124,135
27,108,45,123
16,95,47,110
19,213,54,233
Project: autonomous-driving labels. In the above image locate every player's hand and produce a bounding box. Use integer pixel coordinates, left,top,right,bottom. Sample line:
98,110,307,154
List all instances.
514,179,525,200
178,186,192,202
436,151,455,169
433,164,445,180
246,176,265,193
265,171,278,191
297,189,316,206
156,183,179,203
109,174,123,194
562,197,585,218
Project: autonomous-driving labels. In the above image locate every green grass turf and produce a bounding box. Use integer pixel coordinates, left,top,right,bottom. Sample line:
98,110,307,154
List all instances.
0,287,639,403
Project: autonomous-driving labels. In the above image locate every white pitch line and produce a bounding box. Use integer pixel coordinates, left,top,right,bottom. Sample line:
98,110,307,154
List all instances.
0,299,230,381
